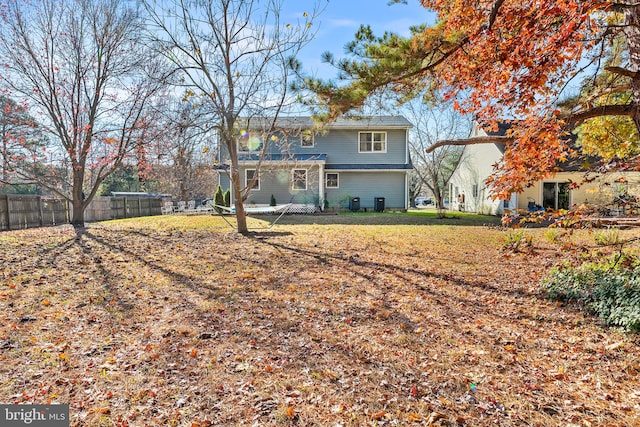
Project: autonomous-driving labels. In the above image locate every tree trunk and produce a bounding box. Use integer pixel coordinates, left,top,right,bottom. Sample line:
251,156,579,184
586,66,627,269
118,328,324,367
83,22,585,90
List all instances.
625,4,640,131
70,170,85,228
223,123,249,234
231,167,248,234
432,183,447,218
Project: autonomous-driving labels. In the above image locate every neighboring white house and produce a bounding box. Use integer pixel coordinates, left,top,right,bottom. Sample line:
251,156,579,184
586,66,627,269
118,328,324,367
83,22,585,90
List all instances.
448,122,640,215
448,122,517,215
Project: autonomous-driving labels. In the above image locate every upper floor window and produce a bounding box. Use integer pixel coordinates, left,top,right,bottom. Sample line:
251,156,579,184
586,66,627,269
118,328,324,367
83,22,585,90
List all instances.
292,169,307,190
237,131,264,152
326,172,339,189
359,131,386,153
245,169,260,190
301,130,314,148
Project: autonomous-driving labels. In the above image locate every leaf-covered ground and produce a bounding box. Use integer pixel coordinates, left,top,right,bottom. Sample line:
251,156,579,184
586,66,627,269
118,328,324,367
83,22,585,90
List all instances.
1,214,639,426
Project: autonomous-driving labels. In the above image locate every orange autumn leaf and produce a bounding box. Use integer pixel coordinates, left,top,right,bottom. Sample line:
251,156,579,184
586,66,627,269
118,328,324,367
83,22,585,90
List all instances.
408,412,422,422
372,410,386,420
285,406,295,419
410,384,418,397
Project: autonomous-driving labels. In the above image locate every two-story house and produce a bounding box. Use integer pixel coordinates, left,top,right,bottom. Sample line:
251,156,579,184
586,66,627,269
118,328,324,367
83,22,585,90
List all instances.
216,116,414,212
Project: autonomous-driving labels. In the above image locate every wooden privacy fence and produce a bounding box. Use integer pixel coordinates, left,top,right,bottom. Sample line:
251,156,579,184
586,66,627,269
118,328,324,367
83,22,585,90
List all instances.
0,195,164,231
109,197,163,220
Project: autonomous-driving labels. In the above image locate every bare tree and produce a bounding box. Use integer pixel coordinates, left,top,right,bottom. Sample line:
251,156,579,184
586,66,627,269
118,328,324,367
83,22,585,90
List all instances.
146,100,219,201
142,0,322,233
403,97,470,217
0,0,167,227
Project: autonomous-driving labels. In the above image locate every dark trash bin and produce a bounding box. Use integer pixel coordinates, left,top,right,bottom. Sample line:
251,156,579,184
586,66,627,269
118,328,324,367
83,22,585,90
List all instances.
374,197,385,212
349,197,360,212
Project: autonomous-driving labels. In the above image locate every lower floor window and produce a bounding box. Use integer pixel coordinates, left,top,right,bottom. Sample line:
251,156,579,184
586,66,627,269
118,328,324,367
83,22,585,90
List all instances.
543,182,570,210
326,172,339,188
292,169,307,190
245,169,260,190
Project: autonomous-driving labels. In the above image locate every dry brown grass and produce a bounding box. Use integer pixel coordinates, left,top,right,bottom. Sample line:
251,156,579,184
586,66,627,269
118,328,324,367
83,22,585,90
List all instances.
1,215,639,426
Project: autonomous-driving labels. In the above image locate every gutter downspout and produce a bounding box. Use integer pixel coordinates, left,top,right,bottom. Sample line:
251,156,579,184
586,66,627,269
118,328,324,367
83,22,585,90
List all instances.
406,128,411,210
319,162,325,212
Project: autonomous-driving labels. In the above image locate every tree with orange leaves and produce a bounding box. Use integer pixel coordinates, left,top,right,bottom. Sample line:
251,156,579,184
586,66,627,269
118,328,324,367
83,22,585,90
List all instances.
305,0,638,199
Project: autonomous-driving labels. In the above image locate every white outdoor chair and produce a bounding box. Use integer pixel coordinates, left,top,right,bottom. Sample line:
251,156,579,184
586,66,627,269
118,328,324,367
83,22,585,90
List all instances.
161,201,174,215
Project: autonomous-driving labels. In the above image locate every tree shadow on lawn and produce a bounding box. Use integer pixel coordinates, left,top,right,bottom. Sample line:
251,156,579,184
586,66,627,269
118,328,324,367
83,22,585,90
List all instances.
69,224,549,345
247,234,556,326
25,224,574,348
87,225,551,351
70,224,573,342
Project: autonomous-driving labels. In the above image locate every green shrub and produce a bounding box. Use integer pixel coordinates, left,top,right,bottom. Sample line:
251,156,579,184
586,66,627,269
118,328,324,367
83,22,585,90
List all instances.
543,229,560,244
542,264,594,302
214,185,225,213
542,253,640,331
590,273,640,332
223,189,231,207
500,229,534,252
270,194,277,207
594,229,622,246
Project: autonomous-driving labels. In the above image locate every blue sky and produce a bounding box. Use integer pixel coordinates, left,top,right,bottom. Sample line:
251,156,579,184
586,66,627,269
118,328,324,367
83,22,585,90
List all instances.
285,0,434,80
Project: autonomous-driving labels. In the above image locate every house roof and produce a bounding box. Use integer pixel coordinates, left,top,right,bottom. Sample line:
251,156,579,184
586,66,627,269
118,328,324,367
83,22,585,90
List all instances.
476,121,510,154
484,121,512,138
234,154,413,170
325,163,413,171
240,116,413,130
475,120,590,171
215,158,412,171
237,153,327,162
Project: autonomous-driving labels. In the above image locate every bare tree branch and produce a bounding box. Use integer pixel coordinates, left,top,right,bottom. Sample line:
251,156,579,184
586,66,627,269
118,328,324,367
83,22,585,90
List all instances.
426,135,513,153
487,0,506,30
566,104,637,124
605,66,639,79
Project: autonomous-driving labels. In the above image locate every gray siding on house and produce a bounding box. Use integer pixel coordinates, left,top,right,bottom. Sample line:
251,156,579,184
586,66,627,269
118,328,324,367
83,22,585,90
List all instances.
317,129,407,164
222,128,409,165
218,173,231,191
325,172,407,210
242,165,321,207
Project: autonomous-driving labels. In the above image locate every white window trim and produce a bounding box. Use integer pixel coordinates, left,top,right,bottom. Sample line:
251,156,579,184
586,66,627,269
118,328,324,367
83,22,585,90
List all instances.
358,131,387,153
300,132,314,148
245,169,260,191
325,172,339,189
291,168,308,191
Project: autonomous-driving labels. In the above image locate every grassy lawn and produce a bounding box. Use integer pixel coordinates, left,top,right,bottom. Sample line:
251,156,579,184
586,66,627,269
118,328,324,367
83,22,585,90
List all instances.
1,213,639,426
251,209,503,227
